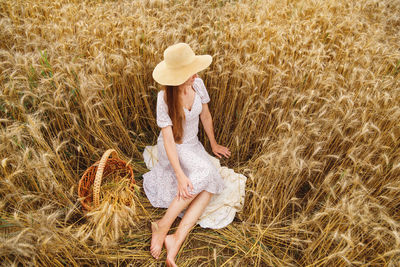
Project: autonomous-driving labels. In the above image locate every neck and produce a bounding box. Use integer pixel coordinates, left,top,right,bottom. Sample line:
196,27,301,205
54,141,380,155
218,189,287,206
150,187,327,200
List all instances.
178,84,191,95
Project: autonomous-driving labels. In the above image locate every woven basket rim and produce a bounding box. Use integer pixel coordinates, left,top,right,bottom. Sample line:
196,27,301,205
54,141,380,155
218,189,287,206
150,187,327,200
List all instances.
78,149,135,211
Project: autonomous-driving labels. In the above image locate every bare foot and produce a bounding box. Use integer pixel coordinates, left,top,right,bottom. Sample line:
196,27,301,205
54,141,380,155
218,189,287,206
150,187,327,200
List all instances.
150,221,166,259
164,234,180,267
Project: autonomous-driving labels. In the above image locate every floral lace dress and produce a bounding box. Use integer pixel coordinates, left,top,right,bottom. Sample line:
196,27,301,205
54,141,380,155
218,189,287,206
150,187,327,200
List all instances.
142,78,226,209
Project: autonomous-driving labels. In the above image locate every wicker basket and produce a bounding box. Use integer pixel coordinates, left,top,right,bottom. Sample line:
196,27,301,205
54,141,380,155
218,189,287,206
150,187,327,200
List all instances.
78,149,135,211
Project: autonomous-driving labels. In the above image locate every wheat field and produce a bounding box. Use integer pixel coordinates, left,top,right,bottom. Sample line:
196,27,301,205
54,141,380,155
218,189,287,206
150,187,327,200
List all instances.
1,0,400,266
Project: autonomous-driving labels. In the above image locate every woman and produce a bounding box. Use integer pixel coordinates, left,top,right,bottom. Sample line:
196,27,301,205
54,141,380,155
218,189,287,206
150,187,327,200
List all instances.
142,43,231,266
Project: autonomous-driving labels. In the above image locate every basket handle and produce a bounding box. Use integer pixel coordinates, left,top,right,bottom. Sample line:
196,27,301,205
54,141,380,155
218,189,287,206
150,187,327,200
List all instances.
93,149,119,208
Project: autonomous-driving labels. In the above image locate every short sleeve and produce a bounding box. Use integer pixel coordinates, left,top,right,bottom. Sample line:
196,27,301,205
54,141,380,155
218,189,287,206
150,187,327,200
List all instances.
156,91,173,128
193,78,210,104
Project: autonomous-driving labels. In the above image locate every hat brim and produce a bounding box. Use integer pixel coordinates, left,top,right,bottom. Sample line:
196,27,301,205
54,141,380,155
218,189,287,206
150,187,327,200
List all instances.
152,55,212,86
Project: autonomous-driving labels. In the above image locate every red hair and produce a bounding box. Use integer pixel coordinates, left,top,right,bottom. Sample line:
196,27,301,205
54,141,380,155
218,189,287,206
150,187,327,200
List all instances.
163,85,185,144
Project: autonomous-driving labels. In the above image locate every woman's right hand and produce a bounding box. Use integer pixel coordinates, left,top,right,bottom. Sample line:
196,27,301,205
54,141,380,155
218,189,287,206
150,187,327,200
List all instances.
176,173,194,200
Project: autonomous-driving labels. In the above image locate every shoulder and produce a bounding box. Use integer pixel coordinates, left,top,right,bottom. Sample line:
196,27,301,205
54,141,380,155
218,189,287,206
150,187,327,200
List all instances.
193,77,206,88
193,77,208,94
193,77,210,103
156,90,168,109
157,90,166,103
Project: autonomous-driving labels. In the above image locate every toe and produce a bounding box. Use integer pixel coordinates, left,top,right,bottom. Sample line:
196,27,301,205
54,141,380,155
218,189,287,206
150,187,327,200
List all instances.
151,247,160,259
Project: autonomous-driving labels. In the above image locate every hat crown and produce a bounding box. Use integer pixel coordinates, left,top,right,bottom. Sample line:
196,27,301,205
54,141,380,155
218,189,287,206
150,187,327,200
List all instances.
164,43,195,69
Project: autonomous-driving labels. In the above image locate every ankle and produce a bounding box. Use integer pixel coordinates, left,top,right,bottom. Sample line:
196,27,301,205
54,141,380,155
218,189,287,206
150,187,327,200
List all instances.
155,220,170,233
171,232,185,246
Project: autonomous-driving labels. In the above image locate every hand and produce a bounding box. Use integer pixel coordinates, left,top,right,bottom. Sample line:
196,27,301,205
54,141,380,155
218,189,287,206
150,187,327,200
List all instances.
211,143,231,159
176,173,194,200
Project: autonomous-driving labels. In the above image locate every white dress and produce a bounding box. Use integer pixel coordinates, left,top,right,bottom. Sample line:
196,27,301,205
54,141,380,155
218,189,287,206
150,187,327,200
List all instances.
143,78,247,229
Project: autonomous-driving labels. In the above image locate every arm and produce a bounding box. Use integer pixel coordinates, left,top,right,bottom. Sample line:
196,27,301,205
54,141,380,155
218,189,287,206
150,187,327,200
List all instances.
161,125,185,177
199,103,217,148
161,125,194,199
200,103,231,158
195,77,230,158
156,91,186,178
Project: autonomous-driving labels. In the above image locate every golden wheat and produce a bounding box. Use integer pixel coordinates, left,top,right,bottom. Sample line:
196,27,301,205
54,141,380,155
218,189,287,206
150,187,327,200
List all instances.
0,0,399,265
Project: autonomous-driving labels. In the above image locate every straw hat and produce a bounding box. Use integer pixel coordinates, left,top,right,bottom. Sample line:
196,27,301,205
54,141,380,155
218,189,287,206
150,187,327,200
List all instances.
152,43,212,86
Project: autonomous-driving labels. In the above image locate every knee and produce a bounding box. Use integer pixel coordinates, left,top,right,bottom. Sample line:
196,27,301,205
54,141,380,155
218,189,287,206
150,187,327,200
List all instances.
201,190,213,198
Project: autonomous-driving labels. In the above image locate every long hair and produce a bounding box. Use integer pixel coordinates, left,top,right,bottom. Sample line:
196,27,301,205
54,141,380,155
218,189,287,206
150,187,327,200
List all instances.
164,85,185,144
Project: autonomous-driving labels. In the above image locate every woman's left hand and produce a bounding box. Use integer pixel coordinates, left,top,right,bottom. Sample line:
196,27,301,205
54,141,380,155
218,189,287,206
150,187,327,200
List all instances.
211,143,231,159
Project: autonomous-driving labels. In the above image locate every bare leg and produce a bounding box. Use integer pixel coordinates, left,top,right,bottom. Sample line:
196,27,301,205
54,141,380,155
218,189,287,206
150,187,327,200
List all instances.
165,190,212,266
151,195,197,259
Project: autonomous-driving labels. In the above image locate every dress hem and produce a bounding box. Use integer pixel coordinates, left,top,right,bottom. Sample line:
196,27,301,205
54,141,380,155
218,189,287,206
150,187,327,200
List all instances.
143,170,225,209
